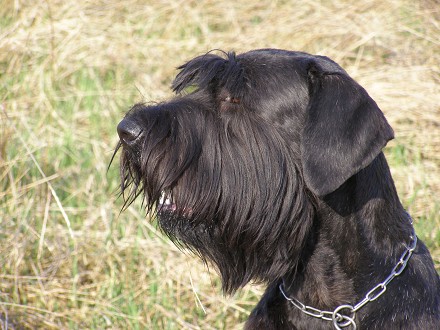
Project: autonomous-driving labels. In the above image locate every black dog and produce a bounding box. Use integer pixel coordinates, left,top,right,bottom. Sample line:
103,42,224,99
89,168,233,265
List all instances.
115,49,440,329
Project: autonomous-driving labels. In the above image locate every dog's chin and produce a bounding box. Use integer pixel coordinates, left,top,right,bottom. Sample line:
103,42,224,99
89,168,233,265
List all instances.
156,192,194,239
156,194,179,232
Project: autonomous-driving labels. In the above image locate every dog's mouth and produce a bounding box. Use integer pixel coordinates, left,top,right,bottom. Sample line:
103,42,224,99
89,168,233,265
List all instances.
157,190,195,218
158,191,176,213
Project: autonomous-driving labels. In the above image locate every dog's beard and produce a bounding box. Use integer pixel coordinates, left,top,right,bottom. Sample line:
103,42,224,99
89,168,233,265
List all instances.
116,102,315,293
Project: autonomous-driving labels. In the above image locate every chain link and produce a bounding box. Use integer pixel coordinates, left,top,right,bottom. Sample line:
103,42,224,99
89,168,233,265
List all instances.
279,219,417,329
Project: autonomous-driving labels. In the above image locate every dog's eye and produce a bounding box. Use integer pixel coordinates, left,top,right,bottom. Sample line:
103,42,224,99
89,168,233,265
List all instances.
223,96,240,104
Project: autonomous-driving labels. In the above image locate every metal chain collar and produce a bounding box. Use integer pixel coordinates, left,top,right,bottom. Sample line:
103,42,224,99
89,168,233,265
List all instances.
279,219,418,330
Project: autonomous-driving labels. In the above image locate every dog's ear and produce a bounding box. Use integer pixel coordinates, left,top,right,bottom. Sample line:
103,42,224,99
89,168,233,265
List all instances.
301,57,394,196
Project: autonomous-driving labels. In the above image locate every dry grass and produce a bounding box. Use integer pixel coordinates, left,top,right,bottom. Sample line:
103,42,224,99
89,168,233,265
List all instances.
1,0,439,328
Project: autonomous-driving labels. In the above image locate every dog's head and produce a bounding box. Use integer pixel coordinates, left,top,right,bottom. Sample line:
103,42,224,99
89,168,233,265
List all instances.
115,49,394,292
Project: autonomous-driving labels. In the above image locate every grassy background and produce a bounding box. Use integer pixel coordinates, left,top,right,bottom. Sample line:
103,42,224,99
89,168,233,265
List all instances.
0,0,439,329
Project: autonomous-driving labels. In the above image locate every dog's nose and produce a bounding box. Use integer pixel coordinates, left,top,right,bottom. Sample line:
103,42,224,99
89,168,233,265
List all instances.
117,119,142,144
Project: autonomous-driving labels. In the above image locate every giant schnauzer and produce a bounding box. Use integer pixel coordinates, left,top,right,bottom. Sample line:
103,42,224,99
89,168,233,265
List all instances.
115,49,440,329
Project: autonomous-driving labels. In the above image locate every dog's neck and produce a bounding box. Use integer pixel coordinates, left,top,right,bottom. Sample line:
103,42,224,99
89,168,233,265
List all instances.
246,153,417,329
299,153,412,294
319,152,412,261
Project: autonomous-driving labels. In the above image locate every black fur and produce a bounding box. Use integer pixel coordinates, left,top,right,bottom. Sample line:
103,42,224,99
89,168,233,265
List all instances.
114,49,440,329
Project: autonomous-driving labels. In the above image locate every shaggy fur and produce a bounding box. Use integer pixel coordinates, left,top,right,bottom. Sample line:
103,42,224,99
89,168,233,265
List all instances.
114,49,440,329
